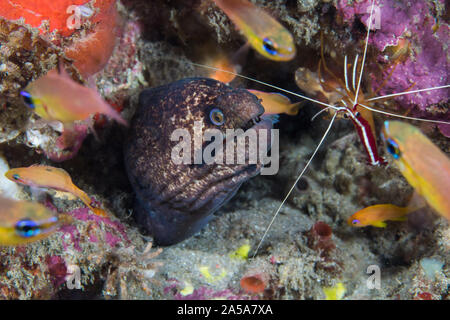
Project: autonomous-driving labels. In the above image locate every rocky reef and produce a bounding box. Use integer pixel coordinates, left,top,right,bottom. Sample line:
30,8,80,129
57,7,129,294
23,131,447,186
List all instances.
0,0,448,300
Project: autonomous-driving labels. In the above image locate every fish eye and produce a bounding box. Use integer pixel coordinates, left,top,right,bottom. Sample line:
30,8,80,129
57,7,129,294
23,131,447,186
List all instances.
209,108,225,126
262,38,278,56
354,112,360,117
15,219,40,238
12,174,20,180
20,91,35,109
386,138,401,159
352,219,360,225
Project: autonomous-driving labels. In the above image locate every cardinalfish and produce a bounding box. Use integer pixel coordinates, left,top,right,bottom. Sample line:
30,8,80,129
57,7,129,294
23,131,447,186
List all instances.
212,0,295,61
382,121,450,220
0,196,70,246
348,204,417,228
5,165,107,217
20,64,127,126
248,89,302,116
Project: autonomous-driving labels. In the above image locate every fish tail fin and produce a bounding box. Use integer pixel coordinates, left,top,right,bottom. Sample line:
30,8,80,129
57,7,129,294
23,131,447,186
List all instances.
231,42,250,67
392,206,411,220
73,188,108,217
107,108,128,126
406,192,427,213
287,101,304,115
91,207,108,217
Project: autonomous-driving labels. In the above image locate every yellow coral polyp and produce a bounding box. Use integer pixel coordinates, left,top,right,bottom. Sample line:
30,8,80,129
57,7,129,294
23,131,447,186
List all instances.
199,265,227,283
322,282,346,300
229,242,251,260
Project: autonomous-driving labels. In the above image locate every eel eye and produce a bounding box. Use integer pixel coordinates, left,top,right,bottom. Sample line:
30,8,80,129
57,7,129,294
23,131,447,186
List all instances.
209,108,225,126
12,174,20,180
352,219,360,225
354,112,360,117
20,91,35,109
386,138,401,159
262,37,278,56
15,219,40,238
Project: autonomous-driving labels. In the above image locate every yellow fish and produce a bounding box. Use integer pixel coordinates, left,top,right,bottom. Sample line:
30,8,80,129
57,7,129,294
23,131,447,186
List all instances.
213,0,296,61
248,89,301,116
382,121,450,220
20,65,127,125
5,165,107,217
0,196,65,246
348,204,413,228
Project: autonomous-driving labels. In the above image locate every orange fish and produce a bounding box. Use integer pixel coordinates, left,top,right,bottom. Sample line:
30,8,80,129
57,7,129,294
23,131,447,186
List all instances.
20,65,127,126
5,165,107,217
248,89,301,115
348,204,415,228
206,53,239,84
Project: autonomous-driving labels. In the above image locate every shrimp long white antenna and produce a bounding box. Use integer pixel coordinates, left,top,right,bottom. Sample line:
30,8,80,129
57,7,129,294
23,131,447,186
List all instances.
358,103,450,125
367,85,450,102
354,0,375,105
252,112,339,258
190,63,450,124
190,62,339,111
344,55,349,91
352,54,359,92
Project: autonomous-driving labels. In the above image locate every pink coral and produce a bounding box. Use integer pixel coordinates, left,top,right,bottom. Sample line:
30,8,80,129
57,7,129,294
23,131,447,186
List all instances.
337,0,449,131
59,207,130,252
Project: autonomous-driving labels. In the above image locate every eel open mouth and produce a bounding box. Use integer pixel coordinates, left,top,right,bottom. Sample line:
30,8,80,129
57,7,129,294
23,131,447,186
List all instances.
242,115,262,131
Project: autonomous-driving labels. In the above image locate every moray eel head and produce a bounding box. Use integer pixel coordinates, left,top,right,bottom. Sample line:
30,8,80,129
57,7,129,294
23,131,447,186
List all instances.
124,78,273,245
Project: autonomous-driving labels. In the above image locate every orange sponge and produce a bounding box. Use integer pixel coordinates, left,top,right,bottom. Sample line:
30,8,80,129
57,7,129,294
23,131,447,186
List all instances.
65,1,120,77
0,0,90,36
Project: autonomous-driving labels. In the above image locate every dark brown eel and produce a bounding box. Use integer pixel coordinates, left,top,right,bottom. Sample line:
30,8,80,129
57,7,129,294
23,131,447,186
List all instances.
124,78,272,245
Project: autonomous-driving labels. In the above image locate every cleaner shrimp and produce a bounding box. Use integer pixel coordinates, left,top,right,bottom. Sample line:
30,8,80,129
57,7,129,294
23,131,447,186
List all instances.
190,0,450,256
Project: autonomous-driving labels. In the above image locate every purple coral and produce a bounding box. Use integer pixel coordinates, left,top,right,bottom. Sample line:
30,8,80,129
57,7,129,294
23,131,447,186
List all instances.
338,0,431,51
59,208,130,251
337,0,449,130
